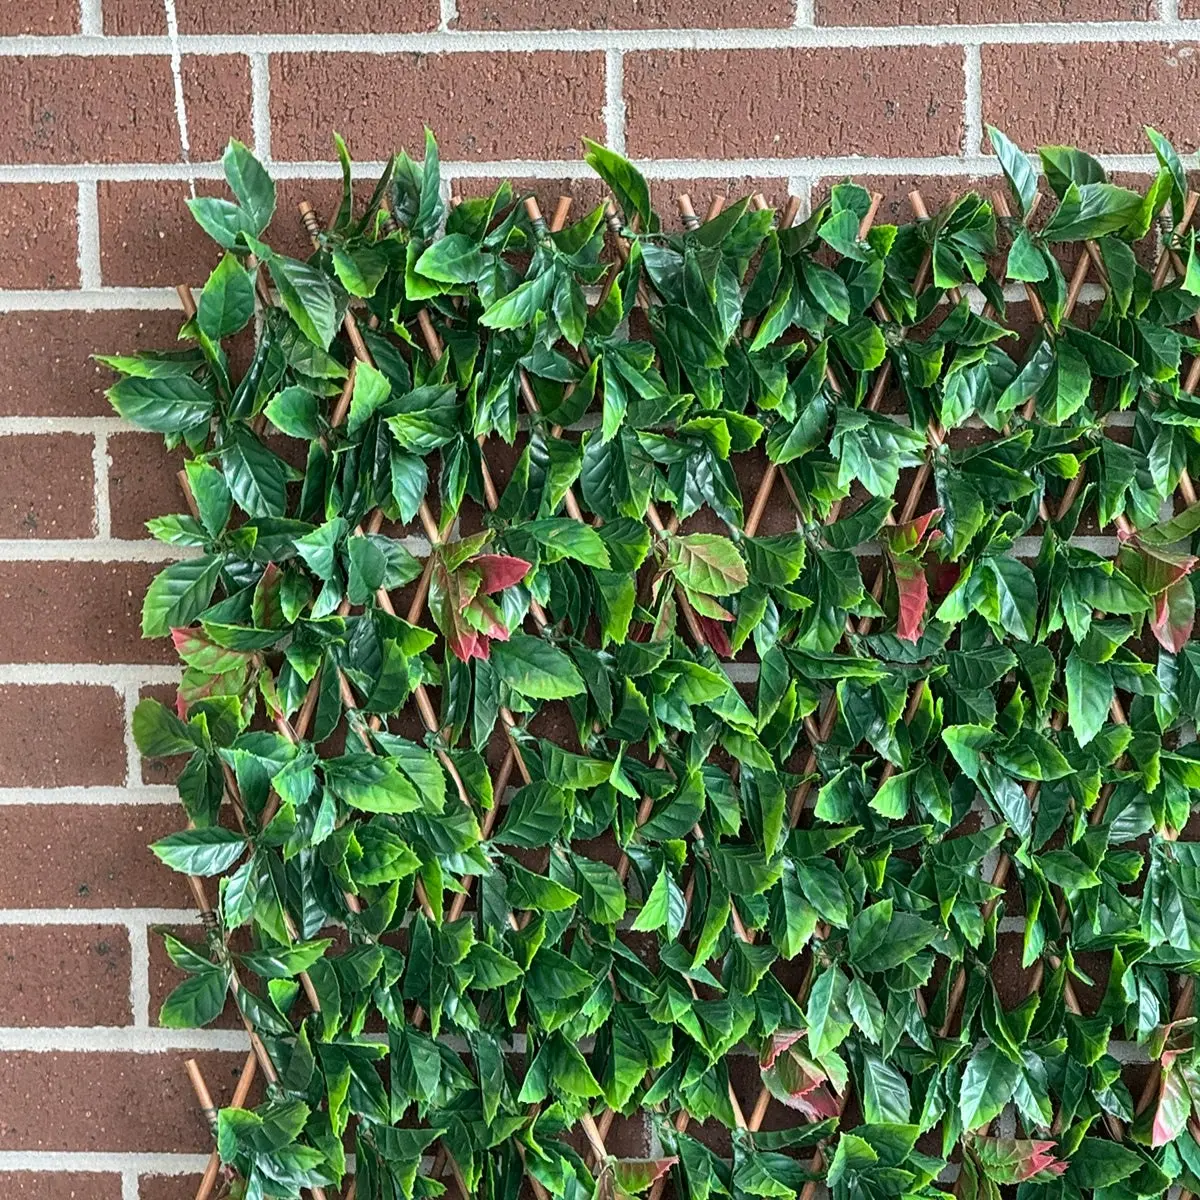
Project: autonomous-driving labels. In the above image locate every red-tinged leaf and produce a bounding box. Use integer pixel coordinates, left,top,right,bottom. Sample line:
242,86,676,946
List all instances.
463,594,509,642
761,1029,804,1069
1122,541,1198,596
171,627,253,674
970,1137,1065,1183
696,614,733,657
1152,576,1195,652
883,508,943,555
891,553,929,643
449,629,490,662
474,554,531,594
1152,1058,1191,1147
252,562,284,630
611,1158,678,1193
767,1042,839,1119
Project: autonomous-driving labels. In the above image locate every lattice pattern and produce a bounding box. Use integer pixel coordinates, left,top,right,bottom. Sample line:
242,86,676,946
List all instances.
105,133,1200,1200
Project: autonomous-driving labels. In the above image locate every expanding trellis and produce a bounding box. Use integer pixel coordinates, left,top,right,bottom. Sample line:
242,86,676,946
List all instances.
104,127,1200,1200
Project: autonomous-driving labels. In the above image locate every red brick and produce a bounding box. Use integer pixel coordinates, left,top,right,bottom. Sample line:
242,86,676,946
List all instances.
0,806,192,909
106,0,438,31
818,0,1151,19
270,52,606,162
0,685,127,787
456,0,791,27
0,1,77,32
0,1176,120,1200
980,43,1200,154
0,435,94,539
0,184,79,289
0,561,173,665
0,56,250,164
0,311,184,419
0,926,132,1026
138,1179,204,1200
624,48,963,159
0,1051,254,1151
98,178,345,288
108,433,186,541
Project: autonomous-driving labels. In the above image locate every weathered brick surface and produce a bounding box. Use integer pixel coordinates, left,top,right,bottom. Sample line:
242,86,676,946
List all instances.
271,52,607,161
0,311,184,417
0,184,79,289
818,0,1152,19
0,2,77,33
0,56,252,164
623,48,964,158
107,432,186,540
106,0,440,32
0,925,132,1026
980,42,1200,153
0,685,127,786
0,806,191,909
0,434,94,538
0,1175,121,1200
456,0,793,27
0,1051,254,1151
0,562,172,664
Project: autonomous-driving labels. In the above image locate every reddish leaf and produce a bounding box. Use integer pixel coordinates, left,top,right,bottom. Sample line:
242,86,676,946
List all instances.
252,562,284,629
970,1137,1065,1183
611,1158,678,1193
766,1041,839,1119
448,629,490,662
760,1029,804,1069
883,507,943,555
1121,541,1198,596
171,628,252,674
1152,576,1195,653
891,553,929,644
474,554,531,594
696,614,733,657
1152,1055,1192,1148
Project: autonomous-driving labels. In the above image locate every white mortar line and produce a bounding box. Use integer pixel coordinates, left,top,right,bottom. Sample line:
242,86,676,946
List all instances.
0,908,196,924
92,431,111,538
604,49,626,153
0,1153,213,1173
76,181,102,290
127,919,152,1027
795,0,815,25
962,43,982,157
1161,0,1178,18
123,682,143,789
0,21,1198,51
0,1026,249,1051
0,288,180,311
122,1171,138,1200
160,0,195,197
79,0,103,36
0,785,179,806
0,538,193,561
0,152,1177,186
440,0,458,30
0,417,142,435
249,52,272,161
0,664,180,685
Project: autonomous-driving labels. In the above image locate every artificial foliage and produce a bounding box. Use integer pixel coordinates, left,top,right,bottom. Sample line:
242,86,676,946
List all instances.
105,125,1200,1200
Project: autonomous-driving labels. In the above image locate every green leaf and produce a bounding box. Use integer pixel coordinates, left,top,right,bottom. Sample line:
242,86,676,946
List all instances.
582,137,652,229
1066,650,1113,748
324,755,422,814
151,827,248,875
490,634,585,699
959,1043,1021,1130
159,968,228,1027
107,376,215,434
266,250,339,349
223,139,275,234
669,534,748,596
142,556,224,638
988,126,1037,217
198,253,256,340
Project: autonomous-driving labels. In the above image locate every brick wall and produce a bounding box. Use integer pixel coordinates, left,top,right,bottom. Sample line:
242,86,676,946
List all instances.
0,0,1192,1193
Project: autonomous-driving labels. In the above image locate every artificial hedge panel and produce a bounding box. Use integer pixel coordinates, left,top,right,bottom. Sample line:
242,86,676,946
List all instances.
107,127,1200,1200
